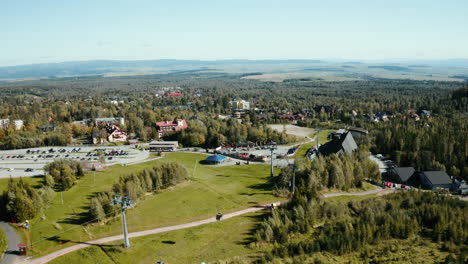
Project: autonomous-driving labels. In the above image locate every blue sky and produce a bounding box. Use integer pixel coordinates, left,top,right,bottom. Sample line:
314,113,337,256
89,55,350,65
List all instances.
1,0,467,66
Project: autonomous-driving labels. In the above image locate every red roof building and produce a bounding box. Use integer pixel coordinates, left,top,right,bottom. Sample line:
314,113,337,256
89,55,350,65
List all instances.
167,92,182,97
156,119,188,137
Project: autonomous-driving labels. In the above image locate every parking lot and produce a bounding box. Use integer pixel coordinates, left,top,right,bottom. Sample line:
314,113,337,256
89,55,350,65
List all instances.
0,145,149,178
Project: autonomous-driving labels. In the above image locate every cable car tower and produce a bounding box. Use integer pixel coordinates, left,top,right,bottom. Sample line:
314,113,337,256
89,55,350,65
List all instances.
110,194,134,248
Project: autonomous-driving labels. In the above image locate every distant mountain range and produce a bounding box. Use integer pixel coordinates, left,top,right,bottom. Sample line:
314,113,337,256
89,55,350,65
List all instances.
0,59,467,80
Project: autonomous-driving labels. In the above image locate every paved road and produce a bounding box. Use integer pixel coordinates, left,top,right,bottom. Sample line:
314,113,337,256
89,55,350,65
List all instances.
0,222,21,264
21,187,390,264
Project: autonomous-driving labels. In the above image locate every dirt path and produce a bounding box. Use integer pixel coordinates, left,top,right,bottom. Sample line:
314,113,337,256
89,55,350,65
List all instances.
20,187,390,264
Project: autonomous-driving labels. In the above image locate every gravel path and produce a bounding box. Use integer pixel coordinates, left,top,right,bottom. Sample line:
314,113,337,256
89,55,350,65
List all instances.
0,222,21,264
20,187,390,264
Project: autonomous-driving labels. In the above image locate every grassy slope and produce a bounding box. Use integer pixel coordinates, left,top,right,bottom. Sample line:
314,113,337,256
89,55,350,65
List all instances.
21,152,277,256
49,211,267,264
47,194,389,264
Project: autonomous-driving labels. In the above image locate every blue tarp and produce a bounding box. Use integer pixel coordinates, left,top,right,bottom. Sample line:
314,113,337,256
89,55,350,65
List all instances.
206,154,227,162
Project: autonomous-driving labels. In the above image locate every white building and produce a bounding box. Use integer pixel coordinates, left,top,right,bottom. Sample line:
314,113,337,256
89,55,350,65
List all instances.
0,119,24,130
229,99,250,110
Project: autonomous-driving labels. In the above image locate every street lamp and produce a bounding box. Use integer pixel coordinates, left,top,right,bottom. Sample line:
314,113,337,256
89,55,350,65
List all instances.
265,141,277,177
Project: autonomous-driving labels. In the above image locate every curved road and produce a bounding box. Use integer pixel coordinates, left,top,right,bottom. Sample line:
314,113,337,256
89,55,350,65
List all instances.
18,187,391,264
0,222,21,264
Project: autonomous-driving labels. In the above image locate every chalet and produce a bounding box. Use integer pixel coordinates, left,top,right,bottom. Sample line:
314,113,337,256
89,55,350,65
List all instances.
156,119,188,138
388,167,416,184
92,123,128,144
318,132,358,156
105,123,127,142
418,171,452,190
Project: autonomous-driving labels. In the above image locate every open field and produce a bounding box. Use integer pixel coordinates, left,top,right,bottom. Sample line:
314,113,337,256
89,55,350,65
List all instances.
12,152,277,257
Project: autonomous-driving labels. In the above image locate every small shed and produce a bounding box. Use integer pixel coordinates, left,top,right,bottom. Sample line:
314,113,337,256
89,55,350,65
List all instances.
206,154,227,164
18,243,27,255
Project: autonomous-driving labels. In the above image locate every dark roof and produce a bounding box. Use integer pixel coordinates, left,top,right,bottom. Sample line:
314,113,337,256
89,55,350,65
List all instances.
348,127,369,135
422,171,452,185
206,154,227,162
391,167,415,182
319,132,357,156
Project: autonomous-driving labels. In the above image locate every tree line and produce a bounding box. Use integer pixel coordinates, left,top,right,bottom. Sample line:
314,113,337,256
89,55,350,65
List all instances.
89,162,188,222
254,191,467,263
276,149,380,194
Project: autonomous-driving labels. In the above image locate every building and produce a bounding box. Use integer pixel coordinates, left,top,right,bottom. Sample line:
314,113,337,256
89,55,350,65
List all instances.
92,123,128,144
318,132,358,156
0,119,24,130
156,119,188,138
149,141,178,152
418,171,452,190
229,99,250,110
73,117,125,126
206,154,227,164
105,124,127,142
348,127,369,138
388,167,416,183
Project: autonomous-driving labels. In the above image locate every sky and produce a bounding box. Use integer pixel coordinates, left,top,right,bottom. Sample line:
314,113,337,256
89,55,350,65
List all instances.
1,0,467,66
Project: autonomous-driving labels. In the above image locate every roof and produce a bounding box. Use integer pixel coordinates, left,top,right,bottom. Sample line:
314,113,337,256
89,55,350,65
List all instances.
319,132,357,156
422,171,452,185
149,141,178,145
391,167,415,182
156,119,187,129
348,127,369,135
206,154,227,162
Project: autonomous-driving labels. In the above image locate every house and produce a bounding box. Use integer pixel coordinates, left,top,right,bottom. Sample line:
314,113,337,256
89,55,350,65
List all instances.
149,141,178,152
229,99,250,110
452,178,468,195
420,110,431,118
318,132,358,156
92,123,128,144
278,114,296,124
156,119,188,138
418,171,452,190
167,92,182,97
376,112,390,122
105,124,128,142
388,167,416,183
